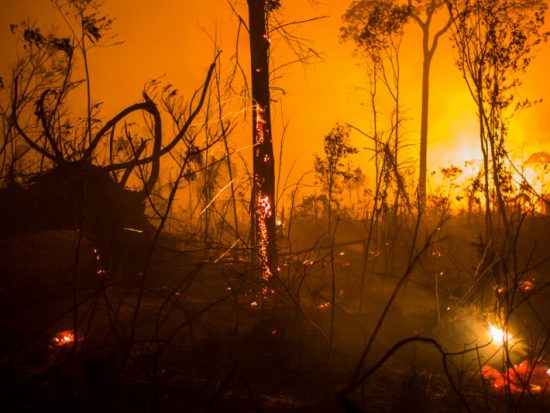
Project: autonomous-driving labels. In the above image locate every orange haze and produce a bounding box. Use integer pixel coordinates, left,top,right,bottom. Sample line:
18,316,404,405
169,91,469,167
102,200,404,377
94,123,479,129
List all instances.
1,0,549,194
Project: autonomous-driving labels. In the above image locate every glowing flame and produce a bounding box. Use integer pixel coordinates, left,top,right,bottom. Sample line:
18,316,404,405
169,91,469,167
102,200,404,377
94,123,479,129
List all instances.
50,330,75,348
488,322,511,346
482,359,550,393
253,103,274,288
93,246,106,277
255,105,266,149
519,280,535,292
256,192,273,282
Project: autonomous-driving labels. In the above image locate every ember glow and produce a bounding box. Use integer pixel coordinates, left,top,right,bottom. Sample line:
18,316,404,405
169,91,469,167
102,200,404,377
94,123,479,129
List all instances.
50,330,75,348
93,247,106,277
256,192,273,282
255,104,266,156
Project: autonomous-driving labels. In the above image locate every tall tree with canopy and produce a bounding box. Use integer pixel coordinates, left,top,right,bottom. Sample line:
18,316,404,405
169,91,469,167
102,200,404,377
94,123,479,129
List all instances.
411,0,454,211
448,0,548,237
342,0,453,211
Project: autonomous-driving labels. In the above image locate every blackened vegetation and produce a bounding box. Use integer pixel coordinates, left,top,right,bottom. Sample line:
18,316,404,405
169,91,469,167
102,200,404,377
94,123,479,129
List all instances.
0,161,154,251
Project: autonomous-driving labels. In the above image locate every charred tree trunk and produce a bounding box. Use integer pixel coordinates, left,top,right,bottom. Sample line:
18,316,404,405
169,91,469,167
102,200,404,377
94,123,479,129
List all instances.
248,0,278,282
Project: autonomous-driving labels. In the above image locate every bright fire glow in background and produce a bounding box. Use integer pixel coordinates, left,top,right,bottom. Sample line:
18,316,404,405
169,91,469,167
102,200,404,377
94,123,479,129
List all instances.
488,322,512,346
1,0,548,197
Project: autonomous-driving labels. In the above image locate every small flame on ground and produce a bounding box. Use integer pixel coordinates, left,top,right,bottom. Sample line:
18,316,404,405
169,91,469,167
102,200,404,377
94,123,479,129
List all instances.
50,330,75,348
482,359,550,394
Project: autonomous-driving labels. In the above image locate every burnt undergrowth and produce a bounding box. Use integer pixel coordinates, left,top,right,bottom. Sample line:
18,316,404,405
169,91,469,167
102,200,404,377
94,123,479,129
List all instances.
1,211,550,412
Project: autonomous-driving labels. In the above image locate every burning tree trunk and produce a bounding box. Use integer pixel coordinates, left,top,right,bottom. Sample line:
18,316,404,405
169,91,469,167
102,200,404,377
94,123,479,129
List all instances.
248,0,278,282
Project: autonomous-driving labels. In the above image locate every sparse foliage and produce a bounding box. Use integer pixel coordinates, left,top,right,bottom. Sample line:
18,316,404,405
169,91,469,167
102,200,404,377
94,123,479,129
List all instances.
314,124,358,213
449,0,549,234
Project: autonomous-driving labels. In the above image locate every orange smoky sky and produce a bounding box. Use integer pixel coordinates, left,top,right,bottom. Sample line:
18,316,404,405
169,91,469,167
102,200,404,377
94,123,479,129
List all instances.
1,0,549,192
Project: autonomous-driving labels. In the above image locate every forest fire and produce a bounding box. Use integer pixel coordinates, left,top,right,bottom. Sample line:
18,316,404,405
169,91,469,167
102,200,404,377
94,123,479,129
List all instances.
2,0,550,412
430,158,550,214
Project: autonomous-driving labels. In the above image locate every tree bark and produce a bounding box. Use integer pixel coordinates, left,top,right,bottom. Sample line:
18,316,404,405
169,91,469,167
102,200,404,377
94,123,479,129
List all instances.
248,0,278,281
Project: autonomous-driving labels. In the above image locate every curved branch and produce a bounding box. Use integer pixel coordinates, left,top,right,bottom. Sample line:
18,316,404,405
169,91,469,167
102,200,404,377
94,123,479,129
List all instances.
84,101,151,160
11,78,58,164
164,51,221,153
140,92,162,195
227,0,249,33
104,52,220,171
36,89,64,162
119,139,146,187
